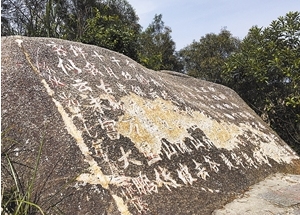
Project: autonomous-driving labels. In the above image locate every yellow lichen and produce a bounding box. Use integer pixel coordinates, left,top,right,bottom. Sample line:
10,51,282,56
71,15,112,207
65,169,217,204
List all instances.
117,93,243,155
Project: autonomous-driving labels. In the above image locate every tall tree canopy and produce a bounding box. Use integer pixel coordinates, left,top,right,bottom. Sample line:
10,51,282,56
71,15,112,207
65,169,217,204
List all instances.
64,0,141,60
179,28,240,82
1,0,70,37
1,0,141,60
138,14,182,72
223,12,300,153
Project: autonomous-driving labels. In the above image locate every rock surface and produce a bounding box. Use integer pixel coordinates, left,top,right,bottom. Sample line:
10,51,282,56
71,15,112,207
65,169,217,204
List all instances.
1,36,300,214
213,173,300,215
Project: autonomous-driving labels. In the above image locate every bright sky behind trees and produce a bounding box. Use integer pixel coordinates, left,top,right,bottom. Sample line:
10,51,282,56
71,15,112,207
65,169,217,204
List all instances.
129,0,299,50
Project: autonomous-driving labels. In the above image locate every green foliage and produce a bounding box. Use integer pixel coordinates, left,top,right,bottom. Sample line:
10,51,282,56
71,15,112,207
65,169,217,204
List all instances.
1,127,84,214
61,0,141,60
179,28,240,82
1,128,45,215
223,12,300,153
78,6,140,60
1,0,141,59
42,0,69,38
138,14,183,72
1,0,70,37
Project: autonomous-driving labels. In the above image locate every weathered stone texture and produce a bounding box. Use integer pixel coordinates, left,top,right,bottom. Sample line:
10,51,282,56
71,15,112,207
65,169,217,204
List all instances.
213,173,300,215
1,36,299,214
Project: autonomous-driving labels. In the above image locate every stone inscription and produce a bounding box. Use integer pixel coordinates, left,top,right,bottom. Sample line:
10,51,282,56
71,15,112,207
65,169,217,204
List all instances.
20,39,297,214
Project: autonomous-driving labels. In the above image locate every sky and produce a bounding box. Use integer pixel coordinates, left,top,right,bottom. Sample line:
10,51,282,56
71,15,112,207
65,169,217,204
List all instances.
128,0,299,50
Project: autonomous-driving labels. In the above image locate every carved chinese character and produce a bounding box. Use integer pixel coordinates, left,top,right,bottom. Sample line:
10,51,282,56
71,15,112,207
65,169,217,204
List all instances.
212,95,222,101
96,79,113,94
103,66,119,79
69,45,87,59
150,77,163,87
102,94,124,111
172,94,186,104
219,153,236,170
130,196,149,214
136,74,150,85
181,92,189,99
132,172,158,195
208,87,215,92
58,92,78,107
84,61,104,76
83,123,98,138
203,155,220,173
125,59,136,70
118,147,132,169
161,139,178,160
121,71,135,80
118,147,142,169
188,91,198,99
148,89,160,99
92,51,104,61
121,181,136,199
161,90,169,100
99,118,119,140
154,166,181,191
231,102,240,108
47,42,67,56
223,103,233,109
111,56,121,67
177,163,197,185
199,87,209,93
190,137,205,150
120,116,140,136
174,141,193,154
253,148,271,167
87,95,111,114
193,159,210,180
48,75,65,87
147,153,162,166
65,59,82,73
57,57,70,76
242,152,258,169
204,138,215,149
72,79,92,92
216,104,226,110
92,139,104,157
116,82,128,94
131,85,146,96
218,94,227,100
58,92,83,121
231,152,245,168
185,106,194,117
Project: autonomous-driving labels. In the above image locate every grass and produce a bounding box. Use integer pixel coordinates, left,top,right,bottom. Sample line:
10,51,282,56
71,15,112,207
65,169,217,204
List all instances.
1,128,45,215
1,127,88,215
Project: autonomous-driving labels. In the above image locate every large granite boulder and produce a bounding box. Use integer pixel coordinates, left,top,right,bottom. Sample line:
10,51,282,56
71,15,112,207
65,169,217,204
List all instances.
1,36,299,215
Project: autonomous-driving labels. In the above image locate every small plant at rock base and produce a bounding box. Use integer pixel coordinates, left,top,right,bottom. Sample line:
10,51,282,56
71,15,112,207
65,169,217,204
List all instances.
1,128,45,215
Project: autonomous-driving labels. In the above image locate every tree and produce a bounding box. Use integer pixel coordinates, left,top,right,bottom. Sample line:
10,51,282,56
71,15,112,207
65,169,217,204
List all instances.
179,28,240,83
64,0,141,60
1,0,16,35
62,0,101,41
223,12,300,153
138,14,183,72
1,0,141,60
1,0,70,37
42,0,70,38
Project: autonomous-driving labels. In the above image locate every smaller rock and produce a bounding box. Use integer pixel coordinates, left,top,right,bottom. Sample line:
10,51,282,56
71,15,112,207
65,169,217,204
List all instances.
213,173,300,215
